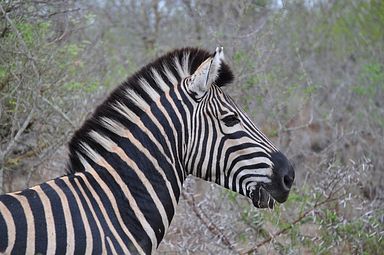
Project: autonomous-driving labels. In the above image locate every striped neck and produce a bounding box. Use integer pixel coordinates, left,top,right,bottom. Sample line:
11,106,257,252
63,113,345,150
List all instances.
63,48,232,252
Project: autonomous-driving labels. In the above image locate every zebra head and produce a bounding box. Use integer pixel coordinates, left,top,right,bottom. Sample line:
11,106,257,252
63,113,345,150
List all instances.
183,47,295,208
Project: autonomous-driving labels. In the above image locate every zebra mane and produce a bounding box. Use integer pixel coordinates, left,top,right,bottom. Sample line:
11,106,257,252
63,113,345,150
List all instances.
66,47,234,174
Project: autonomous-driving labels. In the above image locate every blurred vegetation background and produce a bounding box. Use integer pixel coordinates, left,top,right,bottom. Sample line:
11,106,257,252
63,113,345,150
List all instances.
0,0,383,254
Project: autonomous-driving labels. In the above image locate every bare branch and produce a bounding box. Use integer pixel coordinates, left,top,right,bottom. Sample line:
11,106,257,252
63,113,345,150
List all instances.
0,107,35,162
0,4,40,80
239,191,341,255
182,191,237,252
40,96,75,128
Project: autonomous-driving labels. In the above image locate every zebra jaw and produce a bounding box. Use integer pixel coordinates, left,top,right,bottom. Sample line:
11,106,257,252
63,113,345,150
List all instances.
249,185,275,209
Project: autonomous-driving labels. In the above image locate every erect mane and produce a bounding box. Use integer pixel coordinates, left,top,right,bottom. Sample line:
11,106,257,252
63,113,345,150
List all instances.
66,47,234,174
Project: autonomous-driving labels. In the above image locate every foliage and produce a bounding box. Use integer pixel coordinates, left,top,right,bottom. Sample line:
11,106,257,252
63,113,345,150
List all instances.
0,0,383,254
0,1,108,191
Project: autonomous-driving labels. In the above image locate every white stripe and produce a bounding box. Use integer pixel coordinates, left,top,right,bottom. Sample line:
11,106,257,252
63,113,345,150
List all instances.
112,101,137,122
100,117,182,196
33,185,56,254
111,101,176,164
173,56,186,78
139,78,161,100
181,52,190,75
106,236,119,255
72,177,106,253
0,201,16,254
162,64,178,85
149,70,188,177
124,89,147,109
242,177,272,195
8,194,35,255
236,169,272,193
60,177,94,255
73,171,130,254
150,69,168,92
47,182,75,254
80,143,158,254
88,131,170,231
78,154,143,255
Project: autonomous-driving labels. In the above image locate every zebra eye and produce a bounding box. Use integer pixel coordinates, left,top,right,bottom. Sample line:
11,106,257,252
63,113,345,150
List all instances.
222,114,240,127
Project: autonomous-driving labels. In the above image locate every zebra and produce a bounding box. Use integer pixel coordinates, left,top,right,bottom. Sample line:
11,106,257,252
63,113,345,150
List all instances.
0,47,294,254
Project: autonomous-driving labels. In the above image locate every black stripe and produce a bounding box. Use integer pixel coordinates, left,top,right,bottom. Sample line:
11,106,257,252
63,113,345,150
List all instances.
232,164,271,194
96,146,165,244
86,126,176,226
76,175,127,253
224,146,268,176
104,120,181,204
160,93,184,158
68,175,102,254
40,182,67,254
54,177,86,254
80,172,131,254
105,238,113,254
188,101,205,174
227,152,270,178
196,111,210,177
114,137,175,222
0,195,27,253
67,48,223,175
0,201,8,253
150,105,177,157
20,188,47,254
84,158,151,254
204,99,219,181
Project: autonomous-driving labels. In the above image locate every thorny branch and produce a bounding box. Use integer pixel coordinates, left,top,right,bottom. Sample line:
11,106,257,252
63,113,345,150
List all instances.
239,167,352,255
0,4,40,79
182,191,237,252
0,3,75,162
239,194,340,255
0,4,39,160
40,96,76,128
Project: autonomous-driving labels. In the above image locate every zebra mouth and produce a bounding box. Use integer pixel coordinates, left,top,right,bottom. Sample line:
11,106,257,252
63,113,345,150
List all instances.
250,185,275,209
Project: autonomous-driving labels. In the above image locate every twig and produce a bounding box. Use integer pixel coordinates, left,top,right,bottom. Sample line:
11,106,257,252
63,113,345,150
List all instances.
0,107,35,160
0,3,41,161
0,4,40,195
40,96,75,128
239,192,340,255
282,110,313,132
47,8,81,18
25,130,71,188
0,4,40,80
234,15,268,39
296,47,313,87
182,191,237,252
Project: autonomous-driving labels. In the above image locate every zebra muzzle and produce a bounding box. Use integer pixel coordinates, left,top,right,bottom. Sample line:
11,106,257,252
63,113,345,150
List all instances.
251,186,275,209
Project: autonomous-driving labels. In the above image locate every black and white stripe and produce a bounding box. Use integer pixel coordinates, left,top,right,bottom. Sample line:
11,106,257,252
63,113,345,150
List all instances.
0,47,294,254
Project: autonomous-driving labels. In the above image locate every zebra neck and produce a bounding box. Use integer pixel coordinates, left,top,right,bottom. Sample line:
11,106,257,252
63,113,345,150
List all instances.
77,85,195,250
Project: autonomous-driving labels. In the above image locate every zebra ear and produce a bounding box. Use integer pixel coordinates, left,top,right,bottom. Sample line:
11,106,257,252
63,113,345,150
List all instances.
188,47,225,97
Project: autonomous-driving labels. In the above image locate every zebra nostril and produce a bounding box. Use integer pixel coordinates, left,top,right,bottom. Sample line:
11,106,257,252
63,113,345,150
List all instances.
270,151,295,192
283,175,294,190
